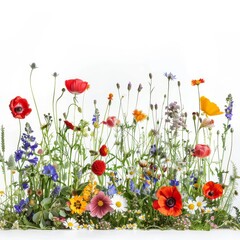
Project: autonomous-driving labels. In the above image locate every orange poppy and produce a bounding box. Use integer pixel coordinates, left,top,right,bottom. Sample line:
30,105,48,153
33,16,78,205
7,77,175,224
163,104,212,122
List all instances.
191,78,205,86
200,96,223,116
156,186,182,217
133,109,147,122
202,181,223,200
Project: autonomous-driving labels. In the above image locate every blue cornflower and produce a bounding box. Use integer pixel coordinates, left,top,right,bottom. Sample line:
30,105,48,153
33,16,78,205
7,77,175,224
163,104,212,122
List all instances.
107,184,117,196
51,185,61,197
14,198,29,213
42,164,58,181
164,72,176,81
169,178,179,186
130,180,140,195
15,150,24,162
22,182,29,190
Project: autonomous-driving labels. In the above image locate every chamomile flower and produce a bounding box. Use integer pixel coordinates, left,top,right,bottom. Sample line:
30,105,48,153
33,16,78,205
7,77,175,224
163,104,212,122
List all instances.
111,194,128,212
195,196,207,210
138,214,145,220
63,218,79,230
185,199,197,214
126,167,136,179
204,207,213,214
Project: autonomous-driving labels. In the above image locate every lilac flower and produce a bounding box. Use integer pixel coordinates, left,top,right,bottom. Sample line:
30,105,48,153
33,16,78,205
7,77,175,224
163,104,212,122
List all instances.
51,186,61,197
164,72,176,80
42,164,58,181
225,94,233,121
15,150,24,161
28,157,38,166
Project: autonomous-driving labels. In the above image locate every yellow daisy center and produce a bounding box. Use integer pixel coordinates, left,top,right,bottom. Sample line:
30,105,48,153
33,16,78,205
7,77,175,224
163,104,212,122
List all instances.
116,201,122,208
197,202,202,207
98,200,104,207
68,222,74,227
188,203,195,210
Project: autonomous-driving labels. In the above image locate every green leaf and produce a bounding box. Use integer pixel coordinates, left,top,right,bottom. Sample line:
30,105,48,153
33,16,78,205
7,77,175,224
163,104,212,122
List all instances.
41,197,52,209
48,212,54,220
59,210,66,217
32,211,42,224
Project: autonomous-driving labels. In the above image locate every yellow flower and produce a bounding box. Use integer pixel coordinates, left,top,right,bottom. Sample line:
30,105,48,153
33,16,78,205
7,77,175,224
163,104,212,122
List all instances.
200,96,223,116
69,195,87,215
133,109,147,122
0,190,4,196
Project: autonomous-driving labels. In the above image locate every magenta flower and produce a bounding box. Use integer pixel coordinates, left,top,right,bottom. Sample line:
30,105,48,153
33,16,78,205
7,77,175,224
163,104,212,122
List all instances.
87,191,113,218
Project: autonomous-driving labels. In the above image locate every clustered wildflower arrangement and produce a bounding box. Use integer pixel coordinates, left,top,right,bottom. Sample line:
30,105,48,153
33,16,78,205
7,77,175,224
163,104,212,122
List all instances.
0,63,239,230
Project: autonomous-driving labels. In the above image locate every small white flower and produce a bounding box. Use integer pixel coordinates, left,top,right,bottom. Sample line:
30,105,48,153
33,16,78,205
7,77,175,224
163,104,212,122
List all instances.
126,167,136,179
138,214,145,220
111,194,128,212
63,218,79,230
204,207,213,214
0,220,6,229
185,199,197,214
195,196,207,210
12,220,20,229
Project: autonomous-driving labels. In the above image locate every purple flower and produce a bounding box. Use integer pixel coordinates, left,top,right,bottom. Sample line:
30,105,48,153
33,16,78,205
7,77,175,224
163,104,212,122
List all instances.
28,157,38,166
51,185,61,197
22,182,29,190
14,198,29,213
130,180,140,195
107,184,117,196
169,178,179,186
42,164,58,181
164,72,176,80
15,149,24,161
225,94,233,121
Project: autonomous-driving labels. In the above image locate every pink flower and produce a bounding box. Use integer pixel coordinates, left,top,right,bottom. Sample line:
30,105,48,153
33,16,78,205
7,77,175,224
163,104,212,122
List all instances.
102,116,120,127
87,191,113,218
193,144,211,158
200,118,214,128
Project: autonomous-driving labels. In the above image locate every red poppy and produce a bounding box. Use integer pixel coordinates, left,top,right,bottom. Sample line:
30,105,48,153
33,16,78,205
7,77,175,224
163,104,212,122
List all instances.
91,160,106,176
99,145,108,157
64,120,74,130
9,96,32,119
192,144,211,158
152,200,160,210
65,79,88,94
156,186,182,217
202,181,223,200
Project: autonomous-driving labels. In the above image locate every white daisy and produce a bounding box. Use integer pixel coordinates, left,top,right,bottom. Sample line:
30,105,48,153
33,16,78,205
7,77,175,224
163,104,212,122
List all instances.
126,167,136,179
195,196,207,210
63,218,79,230
185,199,197,214
204,207,213,214
111,194,128,212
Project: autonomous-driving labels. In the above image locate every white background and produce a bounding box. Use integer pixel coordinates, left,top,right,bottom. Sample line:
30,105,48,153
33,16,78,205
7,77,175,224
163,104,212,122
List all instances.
0,0,240,238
